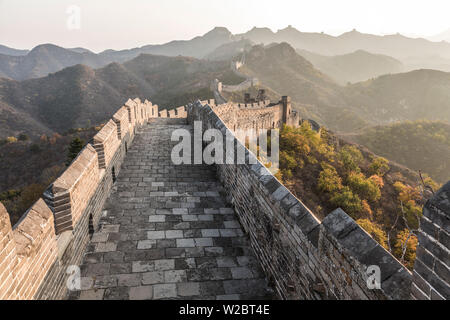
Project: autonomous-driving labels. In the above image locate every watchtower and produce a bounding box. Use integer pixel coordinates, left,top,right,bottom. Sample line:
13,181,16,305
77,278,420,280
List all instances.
281,96,292,124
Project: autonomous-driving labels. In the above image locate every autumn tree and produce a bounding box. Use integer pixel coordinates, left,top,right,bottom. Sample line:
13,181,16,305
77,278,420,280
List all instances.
394,229,418,270
369,157,390,176
347,172,381,202
357,219,388,250
338,145,363,173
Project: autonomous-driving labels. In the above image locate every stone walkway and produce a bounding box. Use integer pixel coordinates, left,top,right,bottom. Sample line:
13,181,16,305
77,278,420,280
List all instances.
69,120,274,300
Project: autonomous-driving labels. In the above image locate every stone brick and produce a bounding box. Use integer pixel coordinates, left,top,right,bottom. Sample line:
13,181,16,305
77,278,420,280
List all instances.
153,284,177,299
129,286,153,300
142,272,164,285
177,282,200,297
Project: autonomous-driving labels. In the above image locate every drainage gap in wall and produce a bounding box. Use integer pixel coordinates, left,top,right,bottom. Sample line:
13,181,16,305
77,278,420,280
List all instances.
112,167,117,183
88,214,94,238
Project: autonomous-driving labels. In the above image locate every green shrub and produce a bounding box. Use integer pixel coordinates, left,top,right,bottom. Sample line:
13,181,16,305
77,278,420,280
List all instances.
338,145,363,173
369,157,390,176
30,144,41,153
66,137,85,166
18,133,29,141
357,219,388,250
318,163,342,193
347,172,381,202
329,186,363,217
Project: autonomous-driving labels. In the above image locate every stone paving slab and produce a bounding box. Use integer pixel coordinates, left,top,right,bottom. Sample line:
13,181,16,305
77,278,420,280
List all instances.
70,121,274,300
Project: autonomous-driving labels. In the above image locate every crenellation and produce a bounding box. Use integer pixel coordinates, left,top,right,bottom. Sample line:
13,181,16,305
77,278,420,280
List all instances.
159,109,168,118
176,106,187,118
168,109,176,118
124,99,137,127
92,120,121,169
112,107,130,140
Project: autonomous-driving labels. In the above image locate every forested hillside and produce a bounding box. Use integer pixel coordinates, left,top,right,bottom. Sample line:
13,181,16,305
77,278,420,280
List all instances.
347,121,450,183
274,122,440,269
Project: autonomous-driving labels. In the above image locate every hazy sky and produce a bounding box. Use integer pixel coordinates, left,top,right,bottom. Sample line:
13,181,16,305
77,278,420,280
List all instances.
1,0,449,52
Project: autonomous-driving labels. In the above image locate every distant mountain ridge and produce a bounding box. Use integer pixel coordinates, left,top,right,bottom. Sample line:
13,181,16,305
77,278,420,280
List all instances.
3,25,450,81
237,43,450,132
0,44,29,56
0,27,236,80
238,26,450,60
0,53,233,137
297,49,405,84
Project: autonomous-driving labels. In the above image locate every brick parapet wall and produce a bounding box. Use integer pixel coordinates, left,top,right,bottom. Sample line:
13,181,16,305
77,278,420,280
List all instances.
0,98,176,300
208,100,295,133
0,200,57,300
187,100,413,300
0,203,18,299
45,144,100,234
412,182,450,300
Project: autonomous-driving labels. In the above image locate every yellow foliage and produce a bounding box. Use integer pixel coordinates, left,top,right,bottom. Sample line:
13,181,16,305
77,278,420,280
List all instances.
394,229,418,270
357,219,388,250
6,136,18,143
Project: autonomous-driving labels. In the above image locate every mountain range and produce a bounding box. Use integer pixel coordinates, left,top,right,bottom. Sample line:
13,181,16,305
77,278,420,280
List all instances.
297,49,405,84
238,26,450,59
1,31,450,199
2,26,450,81
0,28,235,81
227,43,450,134
0,54,236,137
2,40,450,137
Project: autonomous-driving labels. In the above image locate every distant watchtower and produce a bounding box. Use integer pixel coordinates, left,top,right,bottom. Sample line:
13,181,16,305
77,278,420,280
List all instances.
281,96,292,124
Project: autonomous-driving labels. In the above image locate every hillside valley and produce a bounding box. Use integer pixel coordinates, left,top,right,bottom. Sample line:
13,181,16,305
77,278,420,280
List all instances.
0,54,243,137
343,121,450,184
235,43,450,131
297,49,405,84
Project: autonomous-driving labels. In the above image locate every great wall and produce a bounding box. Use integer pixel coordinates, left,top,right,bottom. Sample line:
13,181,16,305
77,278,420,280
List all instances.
0,93,449,300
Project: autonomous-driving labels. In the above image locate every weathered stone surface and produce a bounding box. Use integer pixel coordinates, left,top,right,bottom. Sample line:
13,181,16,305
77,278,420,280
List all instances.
74,121,272,300
413,182,450,300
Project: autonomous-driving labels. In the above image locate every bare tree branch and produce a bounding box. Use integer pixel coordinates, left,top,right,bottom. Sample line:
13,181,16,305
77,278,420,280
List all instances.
419,170,435,198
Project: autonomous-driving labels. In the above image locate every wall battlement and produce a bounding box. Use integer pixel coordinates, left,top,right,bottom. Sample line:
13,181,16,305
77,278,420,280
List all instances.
202,96,299,132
